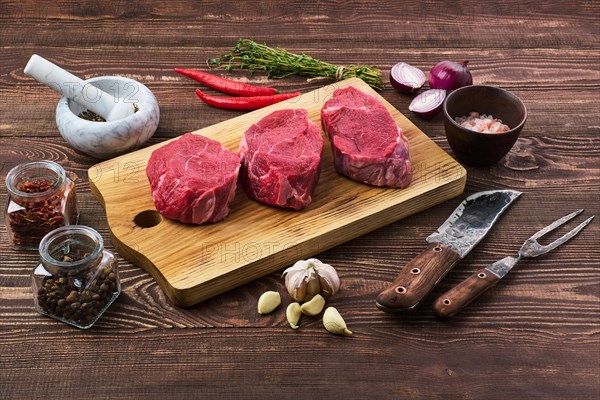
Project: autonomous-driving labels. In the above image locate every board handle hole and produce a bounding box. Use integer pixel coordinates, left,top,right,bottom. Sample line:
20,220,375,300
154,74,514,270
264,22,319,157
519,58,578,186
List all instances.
134,210,162,228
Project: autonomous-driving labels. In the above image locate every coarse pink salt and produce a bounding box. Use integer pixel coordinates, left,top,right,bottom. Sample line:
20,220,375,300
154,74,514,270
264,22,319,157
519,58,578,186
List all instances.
455,112,510,133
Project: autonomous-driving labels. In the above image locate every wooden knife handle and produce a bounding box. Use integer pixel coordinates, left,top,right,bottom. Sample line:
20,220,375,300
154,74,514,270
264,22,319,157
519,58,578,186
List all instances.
432,267,501,319
376,243,461,312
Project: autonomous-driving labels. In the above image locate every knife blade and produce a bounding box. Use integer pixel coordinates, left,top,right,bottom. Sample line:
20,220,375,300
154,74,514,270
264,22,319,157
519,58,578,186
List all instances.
375,189,521,313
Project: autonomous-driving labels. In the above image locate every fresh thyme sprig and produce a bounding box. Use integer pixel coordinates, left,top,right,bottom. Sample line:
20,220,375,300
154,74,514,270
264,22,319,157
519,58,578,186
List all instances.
207,39,384,90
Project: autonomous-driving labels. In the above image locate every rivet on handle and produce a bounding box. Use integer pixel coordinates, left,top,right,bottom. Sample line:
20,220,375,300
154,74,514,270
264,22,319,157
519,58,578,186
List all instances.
433,246,442,252
478,272,486,278
443,299,451,305
395,286,407,295
410,268,421,275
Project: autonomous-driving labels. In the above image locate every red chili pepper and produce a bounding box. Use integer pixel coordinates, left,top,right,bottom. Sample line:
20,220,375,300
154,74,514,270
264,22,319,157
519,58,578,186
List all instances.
175,68,278,97
195,89,301,110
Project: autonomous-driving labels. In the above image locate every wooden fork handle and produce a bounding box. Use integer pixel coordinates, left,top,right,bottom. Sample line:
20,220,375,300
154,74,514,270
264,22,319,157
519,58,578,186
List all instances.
432,267,501,319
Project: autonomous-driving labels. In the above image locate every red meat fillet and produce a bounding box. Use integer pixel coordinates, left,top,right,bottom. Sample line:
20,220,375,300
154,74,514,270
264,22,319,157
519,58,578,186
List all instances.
321,86,413,188
146,133,240,224
239,109,324,210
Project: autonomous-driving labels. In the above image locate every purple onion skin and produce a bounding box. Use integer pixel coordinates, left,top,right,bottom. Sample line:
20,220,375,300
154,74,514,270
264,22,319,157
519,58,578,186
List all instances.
429,60,473,91
408,89,446,119
390,62,426,93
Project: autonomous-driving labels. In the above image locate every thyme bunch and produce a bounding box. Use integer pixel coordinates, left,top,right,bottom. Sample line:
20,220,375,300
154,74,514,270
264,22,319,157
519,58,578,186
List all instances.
207,39,384,90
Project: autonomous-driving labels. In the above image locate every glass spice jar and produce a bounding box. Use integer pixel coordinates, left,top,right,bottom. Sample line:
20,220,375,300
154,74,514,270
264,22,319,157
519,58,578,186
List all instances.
5,160,78,250
32,225,121,329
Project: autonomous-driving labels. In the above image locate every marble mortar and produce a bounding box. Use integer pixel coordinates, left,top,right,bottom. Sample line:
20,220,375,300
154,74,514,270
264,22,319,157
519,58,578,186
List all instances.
56,76,160,159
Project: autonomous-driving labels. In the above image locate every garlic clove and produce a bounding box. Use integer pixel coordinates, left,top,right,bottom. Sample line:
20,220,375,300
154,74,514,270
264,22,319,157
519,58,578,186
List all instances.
286,272,307,302
283,261,312,301
305,274,322,300
300,294,326,316
257,291,281,315
323,307,352,336
286,302,302,329
314,262,340,298
318,276,331,298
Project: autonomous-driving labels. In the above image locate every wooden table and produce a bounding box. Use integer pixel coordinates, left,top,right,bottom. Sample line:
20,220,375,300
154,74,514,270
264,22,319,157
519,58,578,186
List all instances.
1,1,598,398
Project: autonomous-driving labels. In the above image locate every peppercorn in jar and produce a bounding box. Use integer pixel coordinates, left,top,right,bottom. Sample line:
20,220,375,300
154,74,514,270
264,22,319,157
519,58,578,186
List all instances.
32,225,121,329
5,160,78,250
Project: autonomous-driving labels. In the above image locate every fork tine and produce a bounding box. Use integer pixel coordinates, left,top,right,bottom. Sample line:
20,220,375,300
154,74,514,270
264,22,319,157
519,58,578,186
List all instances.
536,215,594,254
529,209,584,241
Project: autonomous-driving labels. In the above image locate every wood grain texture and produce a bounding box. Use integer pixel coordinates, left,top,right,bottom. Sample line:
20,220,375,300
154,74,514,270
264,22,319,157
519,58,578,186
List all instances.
432,266,502,318
1,48,599,139
1,1,599,399
376,242,462,311
90,78,465,306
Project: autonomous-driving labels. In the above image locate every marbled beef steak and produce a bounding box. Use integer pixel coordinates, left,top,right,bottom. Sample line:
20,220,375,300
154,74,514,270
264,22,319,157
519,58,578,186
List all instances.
239,109,323,209
321,86,413,188
146,133,240,224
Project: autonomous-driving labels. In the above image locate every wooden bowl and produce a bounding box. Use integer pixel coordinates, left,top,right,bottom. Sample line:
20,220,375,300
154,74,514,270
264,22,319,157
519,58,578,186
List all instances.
443,85,527,167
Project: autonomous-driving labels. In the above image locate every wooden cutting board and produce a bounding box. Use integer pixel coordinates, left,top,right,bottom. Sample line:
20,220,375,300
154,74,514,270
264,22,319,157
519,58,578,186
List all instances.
89,78,466,307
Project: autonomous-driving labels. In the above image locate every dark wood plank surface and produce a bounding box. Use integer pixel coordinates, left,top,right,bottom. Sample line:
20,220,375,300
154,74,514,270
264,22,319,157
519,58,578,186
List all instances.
1,1,598,399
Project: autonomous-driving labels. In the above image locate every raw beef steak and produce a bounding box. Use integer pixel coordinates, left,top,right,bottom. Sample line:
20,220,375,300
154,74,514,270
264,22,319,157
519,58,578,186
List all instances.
239,109,323,210
321,86,413,188
146,133,240,224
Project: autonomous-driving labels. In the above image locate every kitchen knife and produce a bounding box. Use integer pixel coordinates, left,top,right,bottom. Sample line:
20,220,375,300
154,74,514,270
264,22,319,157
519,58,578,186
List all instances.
432,209,594,319
376,189,521,313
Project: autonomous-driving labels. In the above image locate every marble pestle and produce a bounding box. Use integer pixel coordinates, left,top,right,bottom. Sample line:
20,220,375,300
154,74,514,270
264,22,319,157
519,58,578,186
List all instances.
24,54,135,122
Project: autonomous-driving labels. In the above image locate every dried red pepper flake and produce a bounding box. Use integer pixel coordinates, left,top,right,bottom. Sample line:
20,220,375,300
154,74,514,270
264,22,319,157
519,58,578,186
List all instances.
7,178,77,249
16,177,54,193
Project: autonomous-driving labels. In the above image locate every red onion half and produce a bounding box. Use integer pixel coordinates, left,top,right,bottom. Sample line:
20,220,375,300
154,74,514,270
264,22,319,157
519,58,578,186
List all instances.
429,60,473,91
408,89,446,119
390,62,426,93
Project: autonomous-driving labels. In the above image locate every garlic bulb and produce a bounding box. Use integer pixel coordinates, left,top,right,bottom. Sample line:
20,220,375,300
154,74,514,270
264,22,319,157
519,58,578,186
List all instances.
282,258,340,302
